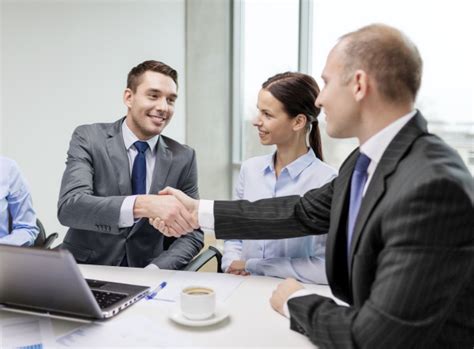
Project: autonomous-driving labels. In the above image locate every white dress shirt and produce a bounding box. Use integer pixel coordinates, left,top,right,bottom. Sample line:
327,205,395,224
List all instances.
222,149,337,283
360,110,417,195
118,120,159,228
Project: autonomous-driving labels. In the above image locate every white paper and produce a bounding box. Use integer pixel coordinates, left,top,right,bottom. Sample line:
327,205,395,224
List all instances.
0,315,56,349
56,313,190,348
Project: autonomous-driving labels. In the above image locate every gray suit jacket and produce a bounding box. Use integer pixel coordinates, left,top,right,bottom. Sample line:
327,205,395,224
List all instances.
214,112,474,348
58,118,203,269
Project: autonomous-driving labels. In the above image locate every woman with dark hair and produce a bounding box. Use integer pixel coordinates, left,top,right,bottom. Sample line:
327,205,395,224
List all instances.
222,72,336,283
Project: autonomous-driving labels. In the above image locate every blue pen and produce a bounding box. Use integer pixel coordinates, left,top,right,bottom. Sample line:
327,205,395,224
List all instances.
146,281,167,300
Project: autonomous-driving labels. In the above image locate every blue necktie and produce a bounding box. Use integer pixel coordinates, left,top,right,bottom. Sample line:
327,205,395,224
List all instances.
121,141,148,267
131,141,149,195
347,153,371,258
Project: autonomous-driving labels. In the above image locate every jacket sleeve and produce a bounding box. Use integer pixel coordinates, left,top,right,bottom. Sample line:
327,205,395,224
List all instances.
57,126,126,234
214,178,334,240
221,163,246,272
288,177,474,348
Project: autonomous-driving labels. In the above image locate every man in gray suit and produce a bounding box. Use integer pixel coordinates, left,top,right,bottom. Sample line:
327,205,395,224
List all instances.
151,25,474,347
58,60,202,269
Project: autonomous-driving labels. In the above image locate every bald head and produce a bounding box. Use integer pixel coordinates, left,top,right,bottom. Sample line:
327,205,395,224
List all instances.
337,24,422,103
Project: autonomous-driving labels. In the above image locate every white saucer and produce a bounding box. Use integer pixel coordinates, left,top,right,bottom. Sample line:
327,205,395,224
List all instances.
169,303,230,327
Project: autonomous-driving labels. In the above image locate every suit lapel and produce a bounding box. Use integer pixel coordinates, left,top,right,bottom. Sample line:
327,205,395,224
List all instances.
105,118,132,196
348,112,428,268
328,150,358,248
149,136,172,194
326,149,358,302
326,151,357,266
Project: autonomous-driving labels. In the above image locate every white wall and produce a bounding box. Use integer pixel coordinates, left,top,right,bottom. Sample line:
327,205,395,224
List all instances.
1,0,186,243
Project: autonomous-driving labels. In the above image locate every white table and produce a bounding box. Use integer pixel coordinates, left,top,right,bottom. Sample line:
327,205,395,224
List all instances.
1,265,337,348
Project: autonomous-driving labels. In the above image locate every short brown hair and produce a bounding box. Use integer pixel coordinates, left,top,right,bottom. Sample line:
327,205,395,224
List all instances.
127,60,178,92
339,24,422,102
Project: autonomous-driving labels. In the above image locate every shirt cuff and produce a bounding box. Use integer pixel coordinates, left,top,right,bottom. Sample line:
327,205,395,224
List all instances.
118,195,137,228
198,199,215,231
245,258,259,274
283,289,315,318
144,263,160,270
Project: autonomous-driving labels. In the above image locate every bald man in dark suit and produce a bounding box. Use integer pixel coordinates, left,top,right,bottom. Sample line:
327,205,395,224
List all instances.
151,24,474,348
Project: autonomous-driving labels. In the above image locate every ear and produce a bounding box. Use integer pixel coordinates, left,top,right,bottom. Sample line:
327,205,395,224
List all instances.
292,114,307,132
352,69,368,102
123,88,134,108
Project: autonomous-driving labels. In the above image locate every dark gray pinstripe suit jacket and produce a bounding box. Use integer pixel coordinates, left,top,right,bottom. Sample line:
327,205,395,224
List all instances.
214,112,474,348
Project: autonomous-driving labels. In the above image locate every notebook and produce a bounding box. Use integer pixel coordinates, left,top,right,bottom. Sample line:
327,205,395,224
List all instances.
0,245,150,320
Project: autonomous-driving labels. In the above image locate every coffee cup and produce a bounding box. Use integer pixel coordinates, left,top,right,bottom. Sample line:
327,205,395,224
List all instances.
180,286,216,320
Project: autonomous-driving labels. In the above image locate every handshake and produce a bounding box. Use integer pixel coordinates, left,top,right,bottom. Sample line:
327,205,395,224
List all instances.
134,187,200,237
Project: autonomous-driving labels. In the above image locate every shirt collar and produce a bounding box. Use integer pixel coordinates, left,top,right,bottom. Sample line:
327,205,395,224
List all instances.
263,148,317,180
360,110,417,165
262,152,276,173
121,119,159,153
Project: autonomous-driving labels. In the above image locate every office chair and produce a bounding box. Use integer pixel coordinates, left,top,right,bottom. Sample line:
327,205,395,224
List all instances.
183,246,223,273
8,213,58,249
34,218,59,249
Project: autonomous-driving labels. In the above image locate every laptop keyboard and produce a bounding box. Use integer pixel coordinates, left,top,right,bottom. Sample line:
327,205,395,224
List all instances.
92,290,127,309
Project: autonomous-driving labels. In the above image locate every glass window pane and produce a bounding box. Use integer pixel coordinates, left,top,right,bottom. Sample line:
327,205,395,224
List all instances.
312,0,474,172
240,0,300,161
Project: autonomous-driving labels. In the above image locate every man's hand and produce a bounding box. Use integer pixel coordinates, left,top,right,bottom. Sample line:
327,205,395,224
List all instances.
134,194,198,236
226,260,250,276
270,278,304,316
159,187,198,215
148,187,199,237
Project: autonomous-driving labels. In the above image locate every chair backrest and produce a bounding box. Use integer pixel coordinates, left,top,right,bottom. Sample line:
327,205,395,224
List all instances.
34,219,47,247
183,246,223,273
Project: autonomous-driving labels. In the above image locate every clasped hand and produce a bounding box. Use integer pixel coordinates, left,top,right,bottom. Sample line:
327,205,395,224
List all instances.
145,188,306,318
145,187,199,237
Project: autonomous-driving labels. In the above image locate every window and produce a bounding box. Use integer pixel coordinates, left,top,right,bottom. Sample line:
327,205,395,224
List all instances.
233,0,300,166
233,0,473,177
311,0,474,172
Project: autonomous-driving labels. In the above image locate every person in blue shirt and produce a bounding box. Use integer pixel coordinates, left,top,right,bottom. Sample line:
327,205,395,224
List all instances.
222,72,337,284
0,156,39,246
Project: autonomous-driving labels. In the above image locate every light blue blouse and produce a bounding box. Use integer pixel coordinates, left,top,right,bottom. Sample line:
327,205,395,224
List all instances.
0,156,39,246
222,149,337,284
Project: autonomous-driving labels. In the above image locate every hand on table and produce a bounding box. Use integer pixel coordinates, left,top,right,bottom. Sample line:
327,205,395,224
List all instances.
270,278,304,316
226,260,250,276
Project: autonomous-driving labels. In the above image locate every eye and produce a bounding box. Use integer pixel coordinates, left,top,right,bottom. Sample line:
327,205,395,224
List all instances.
148,94,158,100
167,98,176,105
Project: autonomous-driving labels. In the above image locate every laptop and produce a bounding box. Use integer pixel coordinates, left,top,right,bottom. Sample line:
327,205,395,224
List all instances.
0,245,150,320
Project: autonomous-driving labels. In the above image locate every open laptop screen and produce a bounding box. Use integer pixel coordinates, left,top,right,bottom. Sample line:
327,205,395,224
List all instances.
0,245,149,319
